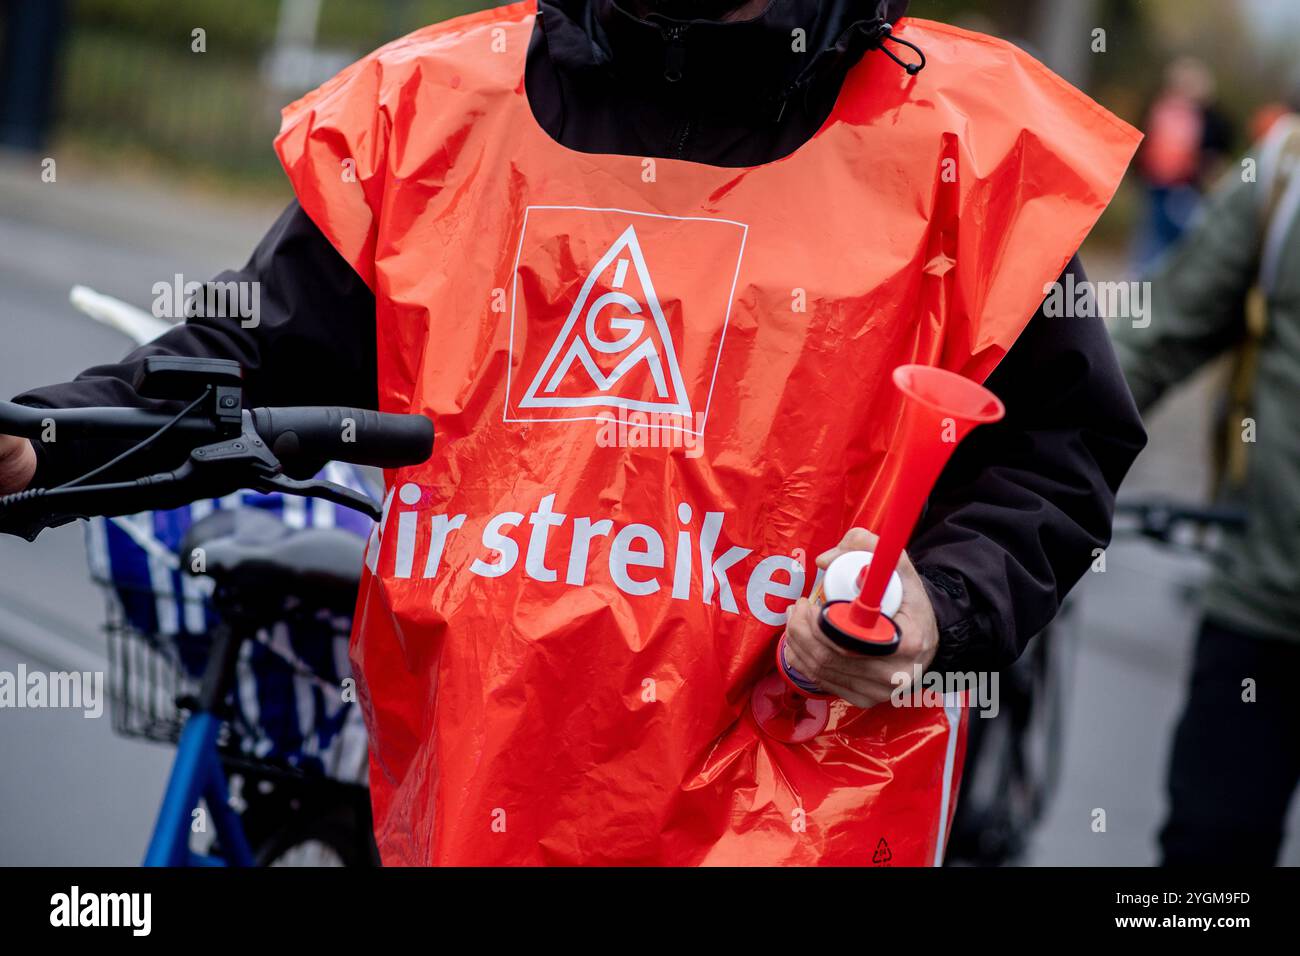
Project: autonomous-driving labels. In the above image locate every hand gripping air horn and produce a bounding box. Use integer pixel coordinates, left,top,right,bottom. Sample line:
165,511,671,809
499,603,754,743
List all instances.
750,364,1005,743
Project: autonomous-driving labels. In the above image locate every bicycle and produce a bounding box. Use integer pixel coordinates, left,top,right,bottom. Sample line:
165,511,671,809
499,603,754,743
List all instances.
944,496,1246,866
71,285,381,865
944,602,1072,866
0,355,433,866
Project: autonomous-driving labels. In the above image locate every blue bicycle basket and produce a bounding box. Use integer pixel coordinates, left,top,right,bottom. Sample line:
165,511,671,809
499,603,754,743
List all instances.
86,462,376,784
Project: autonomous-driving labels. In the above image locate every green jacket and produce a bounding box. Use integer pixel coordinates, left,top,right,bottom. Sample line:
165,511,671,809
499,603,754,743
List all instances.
1113,119,1300,642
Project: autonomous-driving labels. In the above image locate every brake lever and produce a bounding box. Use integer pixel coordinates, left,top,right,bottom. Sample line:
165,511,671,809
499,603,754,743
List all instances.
255,474,382,521
192,419,380,518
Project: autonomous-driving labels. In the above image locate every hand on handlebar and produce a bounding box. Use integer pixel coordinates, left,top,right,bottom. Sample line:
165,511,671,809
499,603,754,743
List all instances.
781,528,939,709
0,401,433,540
0,357,434,540
0,434,35,495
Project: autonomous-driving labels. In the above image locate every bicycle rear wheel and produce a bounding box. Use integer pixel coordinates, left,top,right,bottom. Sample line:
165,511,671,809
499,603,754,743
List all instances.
238,781,379,868
946,610,1071,866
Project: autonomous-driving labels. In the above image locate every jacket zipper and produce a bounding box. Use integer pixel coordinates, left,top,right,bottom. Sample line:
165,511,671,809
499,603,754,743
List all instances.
663,24,688,82
672,117,694,160
662,25,693,160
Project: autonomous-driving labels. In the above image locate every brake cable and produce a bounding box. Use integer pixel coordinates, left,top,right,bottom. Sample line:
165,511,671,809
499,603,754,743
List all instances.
53,387,212,491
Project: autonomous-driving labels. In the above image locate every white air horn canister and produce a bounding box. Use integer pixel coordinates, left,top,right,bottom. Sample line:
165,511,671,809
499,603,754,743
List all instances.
822,550,904,618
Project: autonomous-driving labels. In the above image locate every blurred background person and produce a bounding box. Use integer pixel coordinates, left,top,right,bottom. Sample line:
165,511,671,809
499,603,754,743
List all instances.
1131,57,1235,272
1112,85,1300,865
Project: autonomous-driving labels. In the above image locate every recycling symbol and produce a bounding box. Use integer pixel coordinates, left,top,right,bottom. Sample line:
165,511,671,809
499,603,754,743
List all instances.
872,837,893,865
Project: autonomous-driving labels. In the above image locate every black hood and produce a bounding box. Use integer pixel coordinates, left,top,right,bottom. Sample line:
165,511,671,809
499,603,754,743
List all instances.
539,0,914,113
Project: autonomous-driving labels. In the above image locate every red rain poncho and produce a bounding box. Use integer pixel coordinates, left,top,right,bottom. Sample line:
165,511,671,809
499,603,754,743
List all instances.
275,2,1139,865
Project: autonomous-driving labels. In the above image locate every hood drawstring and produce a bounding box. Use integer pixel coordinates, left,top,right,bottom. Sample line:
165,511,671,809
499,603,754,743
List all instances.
874,22,926,76
768,17,926,123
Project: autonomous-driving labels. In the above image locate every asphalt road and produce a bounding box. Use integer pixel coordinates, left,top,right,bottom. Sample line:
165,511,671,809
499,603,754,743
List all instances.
0,153,279,865
0,151,1295,866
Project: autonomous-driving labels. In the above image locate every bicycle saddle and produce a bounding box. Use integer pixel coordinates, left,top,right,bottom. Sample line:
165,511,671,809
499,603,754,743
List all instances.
180,509,364,615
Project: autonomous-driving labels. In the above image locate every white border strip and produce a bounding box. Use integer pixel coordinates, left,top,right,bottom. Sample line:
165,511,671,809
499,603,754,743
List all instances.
932,691,964,867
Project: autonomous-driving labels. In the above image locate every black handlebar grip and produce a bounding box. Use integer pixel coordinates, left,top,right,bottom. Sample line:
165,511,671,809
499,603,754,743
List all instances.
250,407,433,470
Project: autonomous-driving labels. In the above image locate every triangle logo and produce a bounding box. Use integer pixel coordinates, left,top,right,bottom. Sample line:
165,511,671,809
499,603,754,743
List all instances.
506,205,748,435
519,225,692,416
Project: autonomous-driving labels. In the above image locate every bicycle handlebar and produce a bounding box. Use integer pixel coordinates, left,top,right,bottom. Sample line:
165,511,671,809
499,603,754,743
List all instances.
0,400,221,442
1113,497,1247,549
250,406,433,471
0,399,434,536
0,400,433,469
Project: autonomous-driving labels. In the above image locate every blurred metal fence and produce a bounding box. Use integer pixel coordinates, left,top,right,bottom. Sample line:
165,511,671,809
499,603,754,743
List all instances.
53,0,488,179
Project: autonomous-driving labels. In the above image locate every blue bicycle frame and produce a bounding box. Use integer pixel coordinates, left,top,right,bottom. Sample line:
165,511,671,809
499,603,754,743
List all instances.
141,617,256,867
143,711,254,866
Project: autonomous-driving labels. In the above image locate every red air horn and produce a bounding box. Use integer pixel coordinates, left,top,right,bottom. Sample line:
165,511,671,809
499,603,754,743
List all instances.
750,364,1005,743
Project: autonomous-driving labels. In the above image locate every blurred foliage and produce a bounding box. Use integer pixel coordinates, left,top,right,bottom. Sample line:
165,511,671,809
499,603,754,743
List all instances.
42,0,1294,224
917,0,1282,137
55,0,494,185
71,0,488,52
913,0,1289,250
